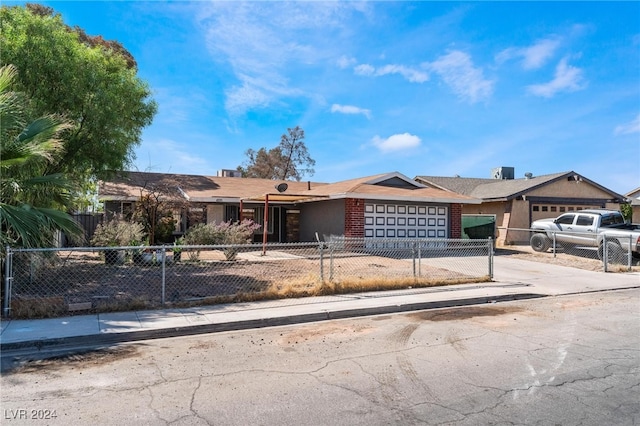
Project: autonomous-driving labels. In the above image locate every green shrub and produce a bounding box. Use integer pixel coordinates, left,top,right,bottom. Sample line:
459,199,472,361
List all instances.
91,219,145,247
183,220,261,260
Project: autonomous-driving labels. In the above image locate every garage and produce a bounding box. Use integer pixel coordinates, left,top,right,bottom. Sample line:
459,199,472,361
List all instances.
531,203,600,222
364,203,448,238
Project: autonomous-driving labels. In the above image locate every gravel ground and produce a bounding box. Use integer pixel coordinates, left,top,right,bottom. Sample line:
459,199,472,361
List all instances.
496,245,640,272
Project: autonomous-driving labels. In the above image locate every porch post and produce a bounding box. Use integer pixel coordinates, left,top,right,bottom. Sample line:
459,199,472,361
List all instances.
262,194,269,256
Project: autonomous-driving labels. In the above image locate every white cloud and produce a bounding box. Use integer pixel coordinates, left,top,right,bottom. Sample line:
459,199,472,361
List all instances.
354,63,376,76
496,37,561,70
614,113,640,135
331,104,371,119
527,57,586,98
337,55,357,69
197,2,367,115
372,133,421,152
135,138,211,174
354,63,429,83
427,51,494,103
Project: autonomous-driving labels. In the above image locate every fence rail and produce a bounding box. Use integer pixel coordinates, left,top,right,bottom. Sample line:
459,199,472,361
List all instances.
2,238,492,319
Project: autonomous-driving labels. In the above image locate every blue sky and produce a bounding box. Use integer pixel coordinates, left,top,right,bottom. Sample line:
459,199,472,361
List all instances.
10,1,640,193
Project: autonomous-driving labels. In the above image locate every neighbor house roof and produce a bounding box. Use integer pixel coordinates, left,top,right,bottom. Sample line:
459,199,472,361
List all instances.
626,187,640,206
99,171,480,205
415,171,626,202
98,171,327,203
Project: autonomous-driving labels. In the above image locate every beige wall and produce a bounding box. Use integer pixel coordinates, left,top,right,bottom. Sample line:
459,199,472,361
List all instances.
462,200,531,245
527,178,614,198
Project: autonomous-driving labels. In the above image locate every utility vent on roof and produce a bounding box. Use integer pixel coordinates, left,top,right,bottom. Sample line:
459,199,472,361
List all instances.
491,167,515,180
217,169,242,178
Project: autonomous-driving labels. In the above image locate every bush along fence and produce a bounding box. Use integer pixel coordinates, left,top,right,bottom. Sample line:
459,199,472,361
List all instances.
2,238,493,319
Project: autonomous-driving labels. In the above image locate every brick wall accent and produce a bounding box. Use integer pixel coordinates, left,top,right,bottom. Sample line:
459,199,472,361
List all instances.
344,198,365,238
450,203,462,238
285,210,300,242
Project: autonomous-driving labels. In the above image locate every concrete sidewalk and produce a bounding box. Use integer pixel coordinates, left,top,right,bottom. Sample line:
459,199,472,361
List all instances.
1,257,638,353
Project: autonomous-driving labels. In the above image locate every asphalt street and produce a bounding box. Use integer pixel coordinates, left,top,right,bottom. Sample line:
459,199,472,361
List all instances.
1,288,639,425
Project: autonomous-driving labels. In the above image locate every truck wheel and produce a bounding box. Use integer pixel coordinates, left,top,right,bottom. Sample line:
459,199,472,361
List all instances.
530,233,550,252
598,241,624,264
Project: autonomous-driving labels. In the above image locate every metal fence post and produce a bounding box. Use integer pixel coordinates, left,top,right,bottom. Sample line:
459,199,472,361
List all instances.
603,234,609,273
552,232,557,258
329,243,334,282
161,244,166,305
412,241,416,278
488,238,494,279
418,242,422,277
628,236,633,271
319,242,324,282
3,246,13,317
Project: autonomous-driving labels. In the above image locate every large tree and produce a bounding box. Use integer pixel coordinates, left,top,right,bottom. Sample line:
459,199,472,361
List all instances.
0,65,82,252
238,126,315,181
0,4,157,191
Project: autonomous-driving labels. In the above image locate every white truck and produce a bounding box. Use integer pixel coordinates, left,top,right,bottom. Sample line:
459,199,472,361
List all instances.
529,209,640,262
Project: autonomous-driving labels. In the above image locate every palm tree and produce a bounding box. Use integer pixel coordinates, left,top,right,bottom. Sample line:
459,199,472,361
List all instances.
0,65,82,253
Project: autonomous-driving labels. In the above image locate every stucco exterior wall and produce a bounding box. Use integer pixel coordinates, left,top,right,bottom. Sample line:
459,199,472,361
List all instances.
299,199,345,241
526,178,613,198
462,201,508,245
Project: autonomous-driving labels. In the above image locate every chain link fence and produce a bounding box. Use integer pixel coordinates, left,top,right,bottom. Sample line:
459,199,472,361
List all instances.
2,238,492,319
503,228,640,272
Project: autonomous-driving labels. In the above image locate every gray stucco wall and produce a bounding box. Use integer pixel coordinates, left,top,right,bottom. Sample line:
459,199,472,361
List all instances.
299,199,345,241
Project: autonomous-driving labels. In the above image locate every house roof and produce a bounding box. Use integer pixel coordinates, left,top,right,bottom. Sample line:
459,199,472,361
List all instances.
415,171,627,202
626,187,640,199
303,172,479,204
98,171,326,203
99,171,480,205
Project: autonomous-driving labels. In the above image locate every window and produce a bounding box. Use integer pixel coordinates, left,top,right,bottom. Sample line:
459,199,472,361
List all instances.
541,206,548,212
576,215,594,226
253,207,275,233
556,214,575,225
533,206,540,212
559,207,566,212
550,206,557,212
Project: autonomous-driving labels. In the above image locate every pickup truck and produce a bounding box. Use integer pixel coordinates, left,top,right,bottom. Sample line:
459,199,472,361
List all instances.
529,209,640,261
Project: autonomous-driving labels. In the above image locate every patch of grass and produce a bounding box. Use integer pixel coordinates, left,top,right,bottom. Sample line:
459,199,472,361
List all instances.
170,275,491,308
10,297,66,319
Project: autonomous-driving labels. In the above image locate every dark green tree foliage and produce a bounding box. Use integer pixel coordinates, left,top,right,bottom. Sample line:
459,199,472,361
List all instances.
0,4,157,185
238,126,315,181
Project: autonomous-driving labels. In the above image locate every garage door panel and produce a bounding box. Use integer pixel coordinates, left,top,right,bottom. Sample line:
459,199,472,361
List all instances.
364,203,448,239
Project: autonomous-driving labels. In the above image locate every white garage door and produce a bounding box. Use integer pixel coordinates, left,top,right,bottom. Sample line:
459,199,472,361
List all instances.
364,203,448,238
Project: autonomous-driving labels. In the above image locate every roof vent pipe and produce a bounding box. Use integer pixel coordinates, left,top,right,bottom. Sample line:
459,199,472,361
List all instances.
524,172,533,179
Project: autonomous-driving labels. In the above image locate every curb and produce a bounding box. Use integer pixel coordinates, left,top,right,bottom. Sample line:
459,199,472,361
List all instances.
0,293,544,355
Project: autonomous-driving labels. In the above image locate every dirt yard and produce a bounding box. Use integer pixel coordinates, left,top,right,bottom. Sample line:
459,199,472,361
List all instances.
496,245,640,272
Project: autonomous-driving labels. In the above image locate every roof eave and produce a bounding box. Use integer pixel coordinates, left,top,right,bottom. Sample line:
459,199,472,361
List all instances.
325,192,481,204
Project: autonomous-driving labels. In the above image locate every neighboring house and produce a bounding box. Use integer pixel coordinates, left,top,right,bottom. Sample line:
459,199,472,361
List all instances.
415,168,627,246
626,187,640,222
98,170,480,243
